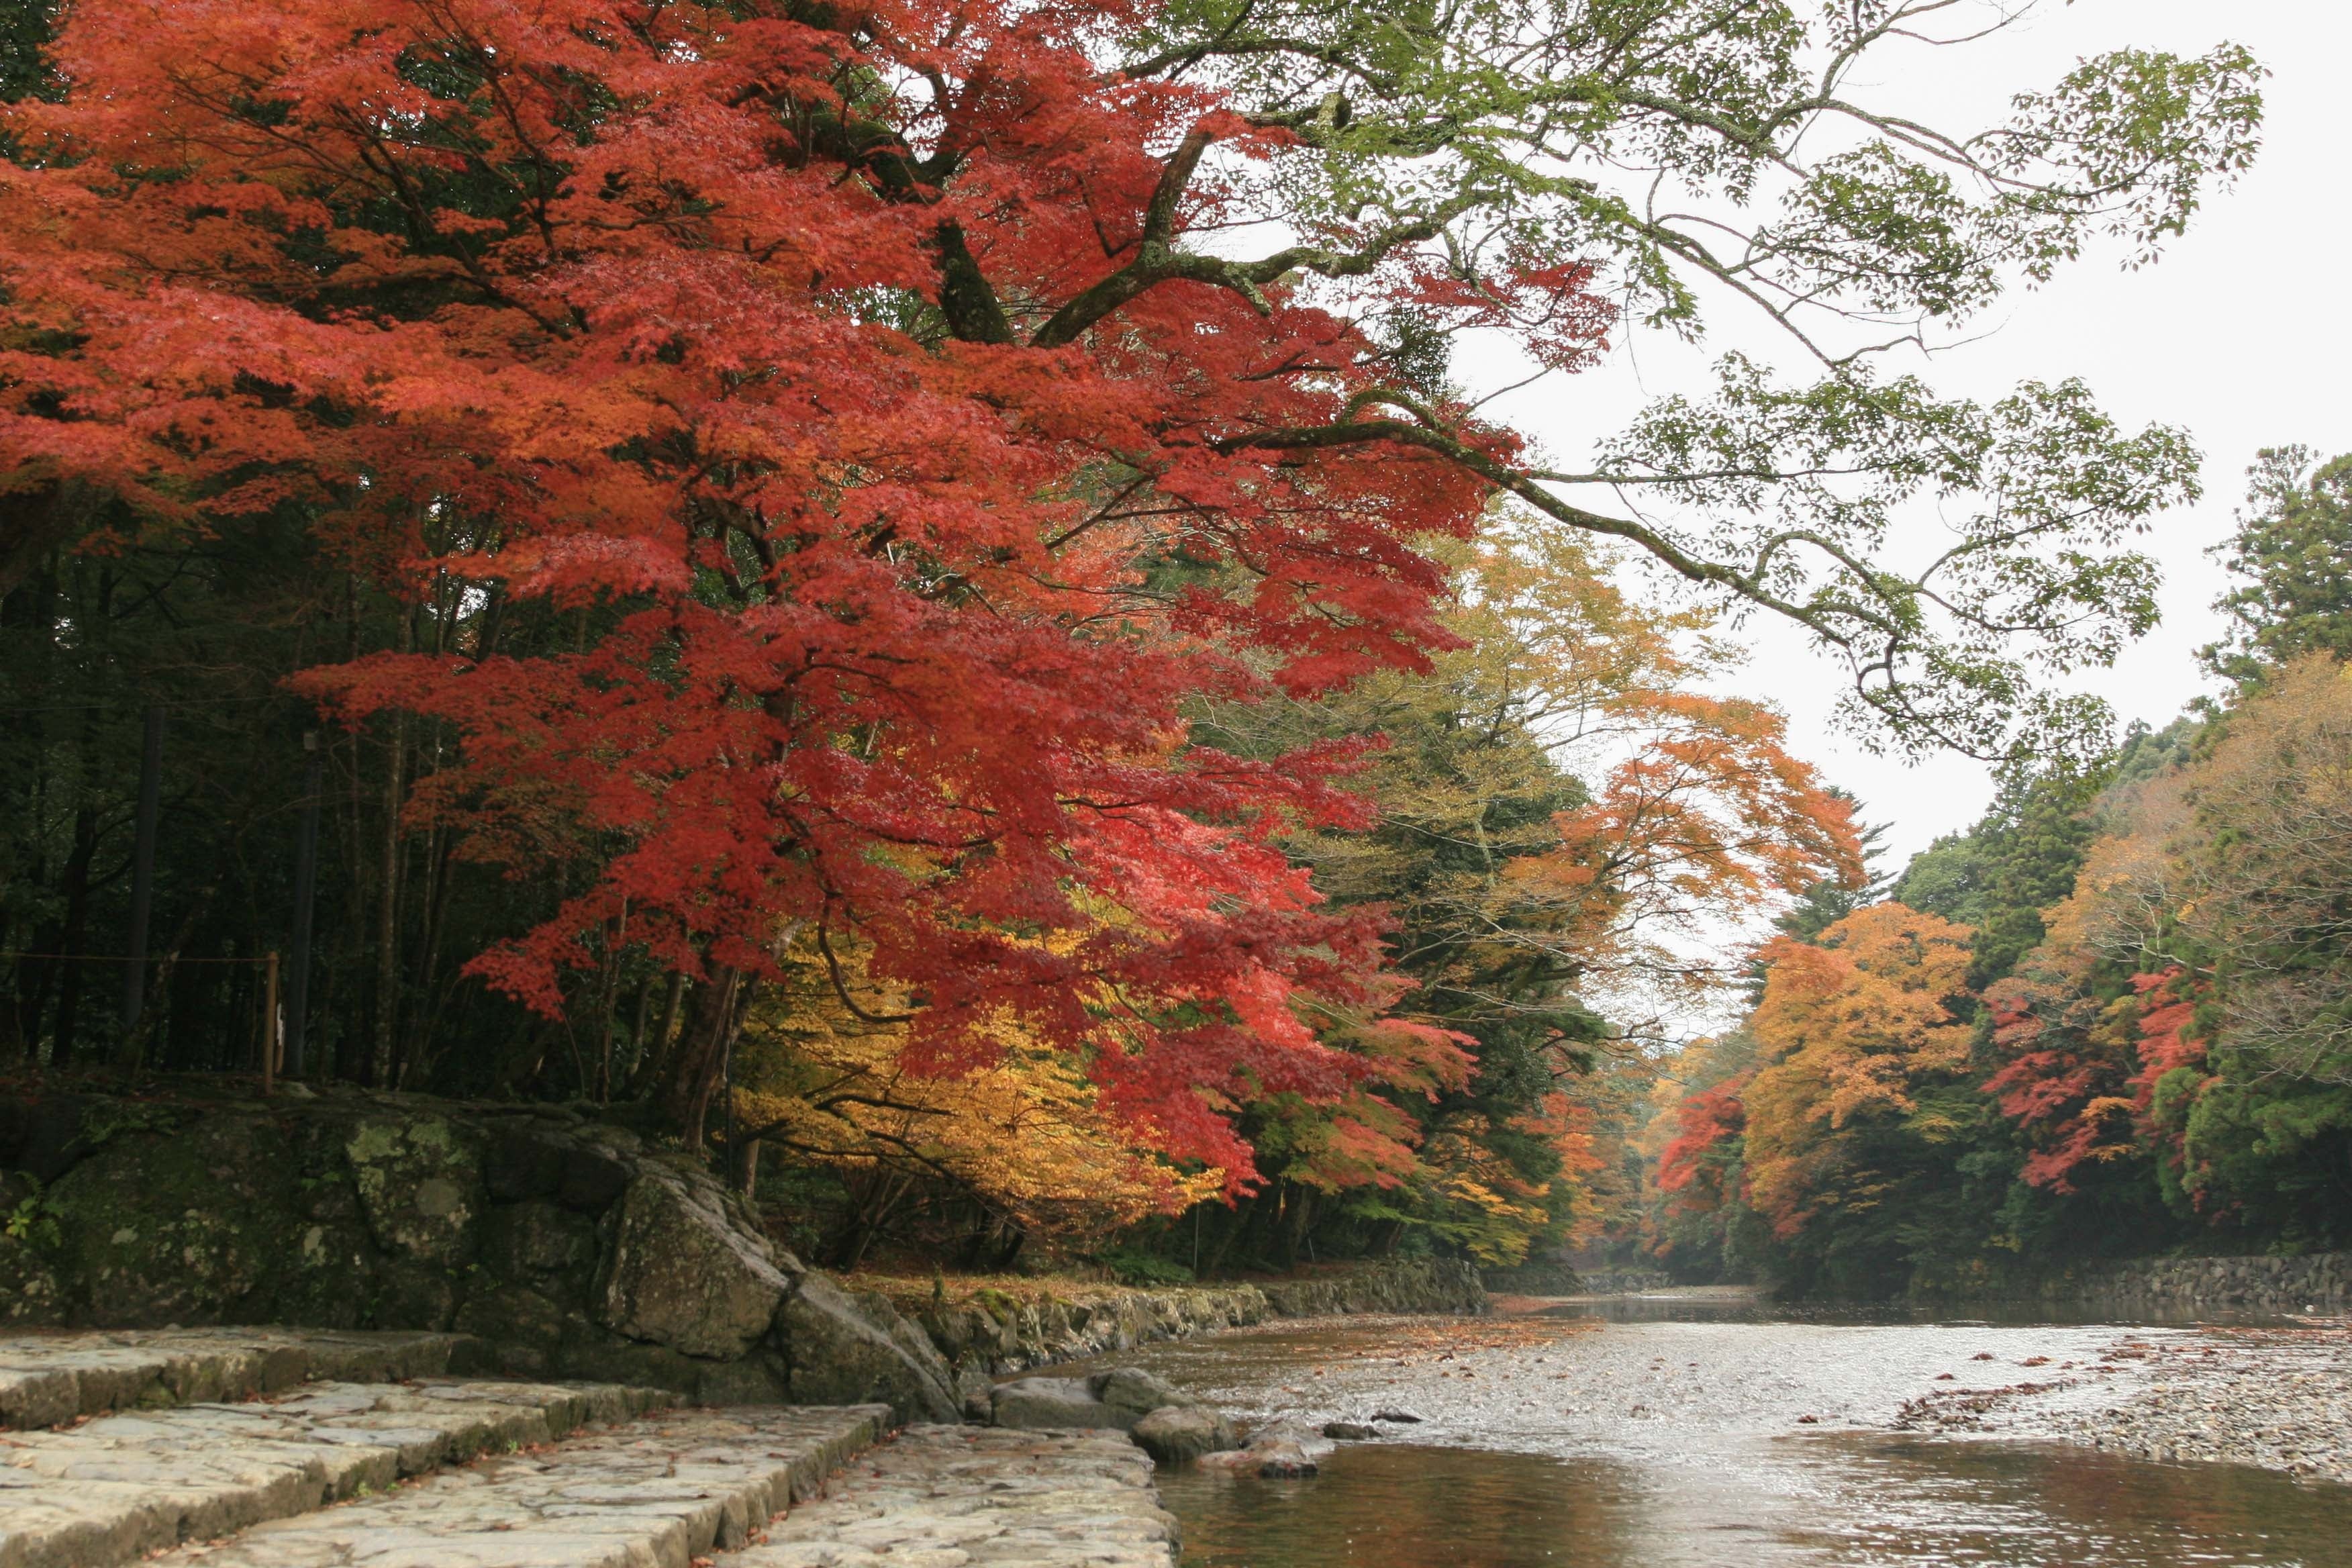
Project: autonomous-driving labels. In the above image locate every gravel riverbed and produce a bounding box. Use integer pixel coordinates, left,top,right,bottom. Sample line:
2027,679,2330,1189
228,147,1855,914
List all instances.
1897,1318,2352,1485
1087,1303,2352,1565
1084,1302,2352,1491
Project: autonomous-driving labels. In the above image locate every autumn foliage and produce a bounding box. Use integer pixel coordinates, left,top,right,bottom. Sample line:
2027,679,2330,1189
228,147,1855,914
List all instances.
0,0,2273,1275
1643,652,2352,1289
0,0,1560,1175
1654,1075,1748,1214
1738,905,1975,1236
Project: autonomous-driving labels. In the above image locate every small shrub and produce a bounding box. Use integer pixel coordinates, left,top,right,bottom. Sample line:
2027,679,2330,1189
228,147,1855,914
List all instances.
1099,1249,1193,1287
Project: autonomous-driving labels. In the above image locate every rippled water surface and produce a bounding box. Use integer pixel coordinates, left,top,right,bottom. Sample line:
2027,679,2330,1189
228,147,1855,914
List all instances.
1064,1297,2352,1567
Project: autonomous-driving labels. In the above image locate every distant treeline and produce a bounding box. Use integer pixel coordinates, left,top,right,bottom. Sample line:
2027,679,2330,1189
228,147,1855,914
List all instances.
1645,449,2352,1297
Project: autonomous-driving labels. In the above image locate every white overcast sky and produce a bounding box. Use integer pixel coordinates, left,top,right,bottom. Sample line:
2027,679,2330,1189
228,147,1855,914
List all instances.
1470,0,2352,870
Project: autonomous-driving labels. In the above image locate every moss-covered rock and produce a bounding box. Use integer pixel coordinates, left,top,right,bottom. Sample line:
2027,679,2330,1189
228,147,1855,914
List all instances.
44,1112,348,1326
344,1114,482,1266
593,1170,791,1359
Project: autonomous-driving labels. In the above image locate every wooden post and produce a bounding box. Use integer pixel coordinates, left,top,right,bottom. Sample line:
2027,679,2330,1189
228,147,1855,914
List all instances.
260,950,280,1095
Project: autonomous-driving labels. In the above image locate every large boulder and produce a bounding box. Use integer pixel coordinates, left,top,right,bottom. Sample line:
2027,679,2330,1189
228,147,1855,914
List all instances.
773,1272,961,1422
992,1375,1130,1430
989,1364,1205,1436
1095,1366,1183,1418
344,1114,481,1265
593,1171,790,1359
1132,1404,1238,1463
19,1108,388,1328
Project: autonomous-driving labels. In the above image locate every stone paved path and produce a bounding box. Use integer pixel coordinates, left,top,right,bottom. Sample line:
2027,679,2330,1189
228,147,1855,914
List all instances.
736,1426,1179,1567
0,1330,474,1430
143,1405,888,1568
0,1376,671,1568
0,1332,1179,1568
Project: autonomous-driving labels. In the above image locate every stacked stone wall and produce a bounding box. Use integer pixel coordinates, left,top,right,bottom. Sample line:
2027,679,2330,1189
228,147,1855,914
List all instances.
1943,1253,2352,1315
897,1257,1489,1385
0,1082,1489,1418
0,1083,961,1420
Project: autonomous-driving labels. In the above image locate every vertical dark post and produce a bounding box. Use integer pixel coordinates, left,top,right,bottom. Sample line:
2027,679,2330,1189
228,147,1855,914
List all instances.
283,734,324,1076
118,703,164,1045
260,950,280,1095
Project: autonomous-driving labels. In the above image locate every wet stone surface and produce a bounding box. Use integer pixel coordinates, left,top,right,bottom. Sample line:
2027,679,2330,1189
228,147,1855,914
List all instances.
739,1425,1179,1567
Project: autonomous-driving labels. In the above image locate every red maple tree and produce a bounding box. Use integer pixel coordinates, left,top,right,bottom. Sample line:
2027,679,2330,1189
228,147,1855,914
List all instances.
0,0,1572,1168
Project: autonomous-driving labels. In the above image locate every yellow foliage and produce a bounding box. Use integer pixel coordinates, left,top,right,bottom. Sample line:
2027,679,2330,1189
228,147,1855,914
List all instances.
731,943,1219,1242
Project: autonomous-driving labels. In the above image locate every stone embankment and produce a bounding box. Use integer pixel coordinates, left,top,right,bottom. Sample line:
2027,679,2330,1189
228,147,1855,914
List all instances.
141,1404,892,1568
1955,1251,2352,1317
887,1258,1487,1387
0,1085,960,1420
0,1326,475,1428
1481,1264,1673,1295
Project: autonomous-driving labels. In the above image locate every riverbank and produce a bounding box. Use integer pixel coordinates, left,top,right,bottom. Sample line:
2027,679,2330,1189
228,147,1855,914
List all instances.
1053,1304,2352,1564
851,1258,1489,1385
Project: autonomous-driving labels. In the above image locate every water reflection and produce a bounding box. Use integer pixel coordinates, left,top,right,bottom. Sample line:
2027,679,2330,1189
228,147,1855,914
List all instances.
1159,1444,1630,1567
1080,1299,2352,1568
1160,1434,2352,1567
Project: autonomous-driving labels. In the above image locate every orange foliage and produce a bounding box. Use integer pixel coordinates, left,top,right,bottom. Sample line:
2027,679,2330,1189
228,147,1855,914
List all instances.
1460,535,1866,1022
1740,904,1974,1236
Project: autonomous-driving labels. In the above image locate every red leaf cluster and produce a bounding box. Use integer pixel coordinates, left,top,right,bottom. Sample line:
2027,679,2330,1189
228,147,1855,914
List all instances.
1655,1074,1749,1212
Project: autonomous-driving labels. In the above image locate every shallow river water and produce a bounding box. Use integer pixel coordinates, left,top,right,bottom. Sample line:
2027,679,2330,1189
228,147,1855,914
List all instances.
1065,1297,2352,1568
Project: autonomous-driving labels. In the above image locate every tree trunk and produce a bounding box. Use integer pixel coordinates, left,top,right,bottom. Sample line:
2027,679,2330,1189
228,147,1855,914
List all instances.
48,802,100,1065
628,973,688,1098
669,967,743,1150
369,711,406,1087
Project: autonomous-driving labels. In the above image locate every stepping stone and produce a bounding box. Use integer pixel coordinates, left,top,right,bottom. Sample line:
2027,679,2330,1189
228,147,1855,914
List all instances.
0,1378,669,1568
734,1425,1179,1567
0,1330,475,1429
138,1405,888,1568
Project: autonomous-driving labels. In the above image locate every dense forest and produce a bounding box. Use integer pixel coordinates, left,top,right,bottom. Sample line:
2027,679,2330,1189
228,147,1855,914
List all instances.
1644,451,2352,1297
0,0,2284,1284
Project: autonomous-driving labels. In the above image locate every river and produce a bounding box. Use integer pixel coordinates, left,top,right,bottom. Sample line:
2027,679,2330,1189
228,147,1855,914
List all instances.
1063,1293,2352,1567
